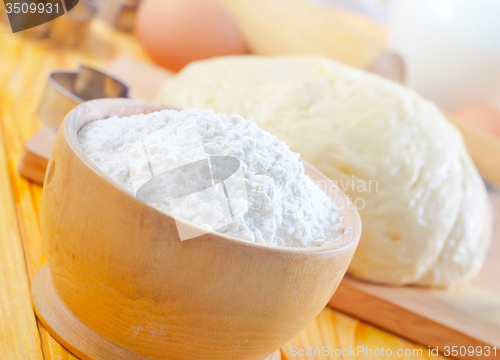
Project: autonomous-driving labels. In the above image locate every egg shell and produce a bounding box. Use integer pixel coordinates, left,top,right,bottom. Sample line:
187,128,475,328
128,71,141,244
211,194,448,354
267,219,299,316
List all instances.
135,0,248,71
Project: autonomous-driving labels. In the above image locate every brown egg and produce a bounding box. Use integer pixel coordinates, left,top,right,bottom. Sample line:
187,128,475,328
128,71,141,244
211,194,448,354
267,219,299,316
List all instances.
135,0,248,72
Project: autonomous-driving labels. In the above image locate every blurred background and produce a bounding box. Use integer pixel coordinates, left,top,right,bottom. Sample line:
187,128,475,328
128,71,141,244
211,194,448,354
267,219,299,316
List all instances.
1,0,499,115
1,0,499,187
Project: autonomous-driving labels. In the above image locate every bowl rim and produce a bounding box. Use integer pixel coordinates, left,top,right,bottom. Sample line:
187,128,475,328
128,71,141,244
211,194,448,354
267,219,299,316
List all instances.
60,98,361,255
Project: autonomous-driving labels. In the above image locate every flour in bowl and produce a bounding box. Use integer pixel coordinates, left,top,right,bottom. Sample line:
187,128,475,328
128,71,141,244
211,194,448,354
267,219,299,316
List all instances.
77,109,343,248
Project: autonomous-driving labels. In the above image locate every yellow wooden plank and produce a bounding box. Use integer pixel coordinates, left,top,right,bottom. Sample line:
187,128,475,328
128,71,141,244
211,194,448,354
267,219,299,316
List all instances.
354,321,436,359
281,308,357,359
0,85,43,360
332,311,357,359
0,40,47,279
281,308,447,359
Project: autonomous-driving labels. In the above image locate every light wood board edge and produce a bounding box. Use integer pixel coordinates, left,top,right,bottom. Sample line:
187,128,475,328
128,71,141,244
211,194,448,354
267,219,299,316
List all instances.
18,126,57,185
18,147,50,186
329,277,495,360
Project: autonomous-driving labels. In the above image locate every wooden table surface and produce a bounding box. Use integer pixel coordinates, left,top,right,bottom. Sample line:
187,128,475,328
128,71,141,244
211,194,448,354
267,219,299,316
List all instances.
0,20,444,360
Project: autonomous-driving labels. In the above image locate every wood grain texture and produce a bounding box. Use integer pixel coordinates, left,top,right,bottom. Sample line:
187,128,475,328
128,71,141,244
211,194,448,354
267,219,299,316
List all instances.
32,265,281,360
281,307,444,360
33,98,361,360
0,74,44,360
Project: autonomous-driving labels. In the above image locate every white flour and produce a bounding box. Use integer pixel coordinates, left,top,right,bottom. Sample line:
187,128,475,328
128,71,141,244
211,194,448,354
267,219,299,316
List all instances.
78,109,344,247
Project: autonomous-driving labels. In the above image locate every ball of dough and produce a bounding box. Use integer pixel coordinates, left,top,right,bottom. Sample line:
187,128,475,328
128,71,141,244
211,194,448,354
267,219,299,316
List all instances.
156,56,492,287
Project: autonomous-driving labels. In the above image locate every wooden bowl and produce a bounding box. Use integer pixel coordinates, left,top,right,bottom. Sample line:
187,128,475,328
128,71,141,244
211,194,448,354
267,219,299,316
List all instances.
32,99,361,360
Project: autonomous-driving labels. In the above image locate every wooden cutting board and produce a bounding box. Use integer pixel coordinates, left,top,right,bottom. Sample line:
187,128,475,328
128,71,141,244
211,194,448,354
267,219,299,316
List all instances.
18,56,500,359
330,187,500,359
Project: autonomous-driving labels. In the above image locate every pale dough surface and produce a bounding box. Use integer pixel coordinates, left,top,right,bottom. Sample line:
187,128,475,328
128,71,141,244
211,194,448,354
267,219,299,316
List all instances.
156,56,492,287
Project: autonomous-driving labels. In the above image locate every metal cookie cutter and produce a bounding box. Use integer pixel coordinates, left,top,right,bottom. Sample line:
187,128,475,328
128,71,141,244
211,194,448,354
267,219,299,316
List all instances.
38,64,129,128
5,0,97,46
98,0,142,32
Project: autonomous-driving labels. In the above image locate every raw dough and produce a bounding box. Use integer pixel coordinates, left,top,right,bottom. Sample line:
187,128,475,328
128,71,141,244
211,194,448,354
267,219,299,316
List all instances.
156,56,492,287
